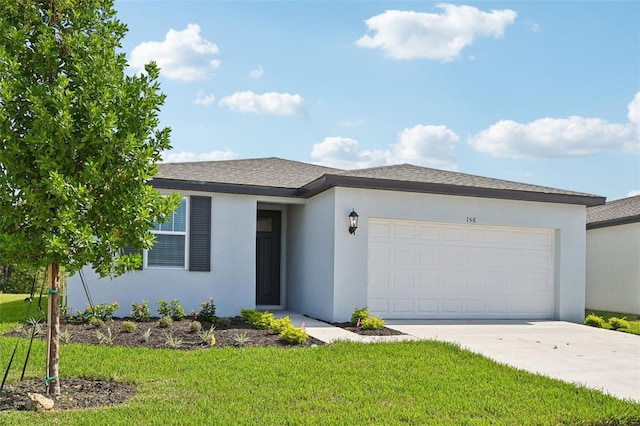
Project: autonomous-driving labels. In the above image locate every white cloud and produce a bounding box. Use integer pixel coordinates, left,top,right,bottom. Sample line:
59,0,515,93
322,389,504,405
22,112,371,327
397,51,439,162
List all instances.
390,125,458,169
628,190,640,197
193,90,215,106
311,124,459,170
356,5,517,61
249,65,264,79
469,92,640,159
218,91,305,116
130,24,220,81
162,150,238,163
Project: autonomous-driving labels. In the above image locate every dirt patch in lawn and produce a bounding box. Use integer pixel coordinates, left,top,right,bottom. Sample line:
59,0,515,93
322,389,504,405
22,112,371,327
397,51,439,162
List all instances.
0,378,135,412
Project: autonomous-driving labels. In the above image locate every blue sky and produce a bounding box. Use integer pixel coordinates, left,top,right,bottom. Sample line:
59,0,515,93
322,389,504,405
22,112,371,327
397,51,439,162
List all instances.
115,1,639,201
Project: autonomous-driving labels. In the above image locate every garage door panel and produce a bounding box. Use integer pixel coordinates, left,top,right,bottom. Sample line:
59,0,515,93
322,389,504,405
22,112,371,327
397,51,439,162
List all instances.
418,299,439,313
368,218,554,319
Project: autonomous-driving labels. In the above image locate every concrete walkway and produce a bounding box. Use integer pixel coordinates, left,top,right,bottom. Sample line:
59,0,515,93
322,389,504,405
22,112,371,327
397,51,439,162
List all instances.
275,312,640,402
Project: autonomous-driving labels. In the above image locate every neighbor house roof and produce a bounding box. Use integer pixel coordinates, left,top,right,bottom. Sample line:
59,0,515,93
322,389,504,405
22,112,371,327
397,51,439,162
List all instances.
586,195,640,229
152,157,605,207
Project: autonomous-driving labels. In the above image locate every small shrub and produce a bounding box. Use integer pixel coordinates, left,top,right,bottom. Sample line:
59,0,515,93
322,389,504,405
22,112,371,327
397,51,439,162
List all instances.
121,320,137,333
96,328,116,345
351,307,370,325
270,316,293,334
240,308,261,323
279,326,309,345
253,312,274,330
608,317,630,330
190,320,203,333
130,301,151,322
361,316,385,330
216,317,232,328
158,315,173,328
585,314,605,328
60,328,73,344
198,326,216,344
197,297,217,323
89,317,105,329
157,299,186,321
89,302,120,321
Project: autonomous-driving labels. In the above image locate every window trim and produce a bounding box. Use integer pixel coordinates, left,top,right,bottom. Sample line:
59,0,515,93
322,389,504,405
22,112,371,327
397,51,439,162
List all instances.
145,197,189,269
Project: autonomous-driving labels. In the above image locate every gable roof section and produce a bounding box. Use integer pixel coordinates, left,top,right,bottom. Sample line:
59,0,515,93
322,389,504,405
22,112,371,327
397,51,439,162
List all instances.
303,163,603,206
587,195,640,229
154,157,340,197
152,157,604,207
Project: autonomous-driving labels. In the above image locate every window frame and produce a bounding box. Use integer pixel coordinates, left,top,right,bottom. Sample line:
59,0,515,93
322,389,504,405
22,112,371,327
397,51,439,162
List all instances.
145,197,189,269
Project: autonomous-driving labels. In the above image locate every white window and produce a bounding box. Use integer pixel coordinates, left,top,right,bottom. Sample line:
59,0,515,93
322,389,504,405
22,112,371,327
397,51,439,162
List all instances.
147,199,187,268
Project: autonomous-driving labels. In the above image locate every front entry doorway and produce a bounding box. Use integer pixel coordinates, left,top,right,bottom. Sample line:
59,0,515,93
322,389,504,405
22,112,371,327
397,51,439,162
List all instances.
256,210,281,305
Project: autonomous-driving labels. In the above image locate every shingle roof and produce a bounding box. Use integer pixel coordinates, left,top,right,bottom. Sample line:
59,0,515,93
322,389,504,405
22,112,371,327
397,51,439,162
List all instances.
152,157,605,207
587,195,640,229
332,163,593,196
156,157,340,189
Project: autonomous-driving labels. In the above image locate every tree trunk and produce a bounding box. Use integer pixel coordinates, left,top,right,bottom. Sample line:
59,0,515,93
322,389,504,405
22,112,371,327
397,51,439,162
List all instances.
46,263,61,395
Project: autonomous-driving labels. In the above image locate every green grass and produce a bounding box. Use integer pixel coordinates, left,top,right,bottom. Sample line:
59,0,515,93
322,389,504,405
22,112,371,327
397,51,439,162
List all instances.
0,294,48,332
586,309,640,336
0,295,638,425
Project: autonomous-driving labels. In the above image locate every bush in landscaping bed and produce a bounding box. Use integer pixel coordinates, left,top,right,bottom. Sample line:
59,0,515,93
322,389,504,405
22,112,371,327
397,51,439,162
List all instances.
351,307,369,325
279,325,309,345
120,320,137,333
585,314,605,328
270,316,293,334
158,316,173,328
608,317,630,330
157,299,186,321
361,316,385,330
240,308,261,323
196,297,216,323
130,301,151,322
254,312,274,330
240,308,274,330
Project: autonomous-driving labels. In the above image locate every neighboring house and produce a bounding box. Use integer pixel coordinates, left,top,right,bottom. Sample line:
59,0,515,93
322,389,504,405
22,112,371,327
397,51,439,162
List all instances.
67,157,604,323
586,195,640,315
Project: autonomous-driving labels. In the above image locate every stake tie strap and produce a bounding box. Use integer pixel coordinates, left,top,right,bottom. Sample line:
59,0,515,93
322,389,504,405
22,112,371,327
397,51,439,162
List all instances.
44,375,58,386
47,289,60,295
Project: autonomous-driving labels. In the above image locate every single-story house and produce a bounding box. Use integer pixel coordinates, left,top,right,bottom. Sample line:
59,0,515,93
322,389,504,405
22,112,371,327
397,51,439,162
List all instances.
68,157,604,323
586,195,640,315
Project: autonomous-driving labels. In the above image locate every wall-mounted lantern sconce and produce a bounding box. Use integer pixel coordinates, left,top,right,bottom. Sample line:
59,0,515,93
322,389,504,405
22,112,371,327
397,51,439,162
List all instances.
348,209,359,235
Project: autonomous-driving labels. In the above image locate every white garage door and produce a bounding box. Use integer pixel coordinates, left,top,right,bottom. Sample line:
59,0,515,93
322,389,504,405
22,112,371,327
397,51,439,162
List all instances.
368,218,554,319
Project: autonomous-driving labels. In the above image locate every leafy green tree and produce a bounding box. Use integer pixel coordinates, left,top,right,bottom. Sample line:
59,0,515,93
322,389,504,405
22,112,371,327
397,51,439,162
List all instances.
0,0,180,394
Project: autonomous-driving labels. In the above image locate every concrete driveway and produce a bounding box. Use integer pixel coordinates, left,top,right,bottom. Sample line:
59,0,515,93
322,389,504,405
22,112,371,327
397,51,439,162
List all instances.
384,320,640,403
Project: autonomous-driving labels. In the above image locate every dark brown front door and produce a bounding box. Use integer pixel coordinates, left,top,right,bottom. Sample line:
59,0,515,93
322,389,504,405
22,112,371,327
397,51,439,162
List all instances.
256,210,281,305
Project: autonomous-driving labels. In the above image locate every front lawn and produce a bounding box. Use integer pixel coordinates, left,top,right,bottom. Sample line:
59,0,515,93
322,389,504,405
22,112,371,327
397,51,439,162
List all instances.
0,295,638,424
586,309,640,336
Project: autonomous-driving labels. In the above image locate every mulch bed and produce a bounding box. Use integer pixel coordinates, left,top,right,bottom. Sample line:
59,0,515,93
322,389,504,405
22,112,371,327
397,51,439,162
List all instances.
4,316,324,350
0,316,401,411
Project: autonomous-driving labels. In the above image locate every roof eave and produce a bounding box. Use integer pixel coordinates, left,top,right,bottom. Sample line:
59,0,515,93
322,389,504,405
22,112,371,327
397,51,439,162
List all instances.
151,178,301,198
587,215,640,230
301,175,606,206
